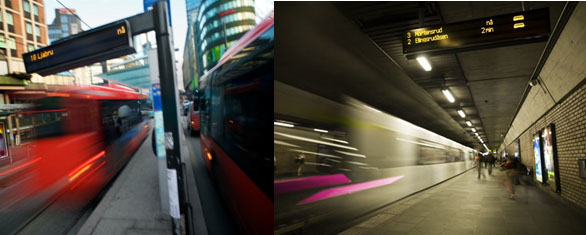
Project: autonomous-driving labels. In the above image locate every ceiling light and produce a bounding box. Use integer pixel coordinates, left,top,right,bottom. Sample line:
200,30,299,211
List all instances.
475,132,479,136
416,56,432,71
274,122,294,128
457,109,466,118
471,128,476,132
314,128,328,133
441,88,455,103
466,121,472,127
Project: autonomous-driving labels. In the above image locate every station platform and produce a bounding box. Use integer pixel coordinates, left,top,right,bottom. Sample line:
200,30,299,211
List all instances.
75,126,213,235
339,168,586,235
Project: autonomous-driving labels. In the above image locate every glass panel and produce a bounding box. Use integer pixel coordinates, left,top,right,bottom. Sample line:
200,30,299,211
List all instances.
8,38,16,50
62,24,69,31
6,12,13,25
61,15,68,23
33,5,39,16
24,1,30,12
35,25,41,36
26,23,33,34
0,36,6,49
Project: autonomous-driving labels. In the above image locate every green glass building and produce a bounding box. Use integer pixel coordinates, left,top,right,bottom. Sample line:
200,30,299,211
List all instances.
195,0,256,76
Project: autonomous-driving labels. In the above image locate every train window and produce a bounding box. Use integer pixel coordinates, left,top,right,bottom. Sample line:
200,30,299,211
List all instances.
0,122,7,158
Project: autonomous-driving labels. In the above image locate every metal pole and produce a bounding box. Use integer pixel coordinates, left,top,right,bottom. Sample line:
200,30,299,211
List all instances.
152,2,194,235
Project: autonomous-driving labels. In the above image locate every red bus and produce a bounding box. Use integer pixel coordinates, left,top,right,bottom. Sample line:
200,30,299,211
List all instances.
198,11,273,234
0,84,150,234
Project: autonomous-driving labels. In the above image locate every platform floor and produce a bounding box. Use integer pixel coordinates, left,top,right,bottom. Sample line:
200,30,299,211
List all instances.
341,167,586,235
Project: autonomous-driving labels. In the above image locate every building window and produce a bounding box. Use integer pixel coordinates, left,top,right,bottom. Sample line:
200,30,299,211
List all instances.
6,12,14,33
24,1,32,18
28,44,35,52
26,23,33,40
33,5,39,21
5,0,12,9
8,37,17,57
61,15,68,23
0,12,3,31
71,24,79,35
62,24,69,31
35,25,41,42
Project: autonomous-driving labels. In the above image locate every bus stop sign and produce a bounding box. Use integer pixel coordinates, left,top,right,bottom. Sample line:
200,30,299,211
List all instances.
23,21,135,76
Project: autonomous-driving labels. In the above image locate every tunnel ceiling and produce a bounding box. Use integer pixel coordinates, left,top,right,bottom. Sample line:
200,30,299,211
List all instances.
333,1,566,150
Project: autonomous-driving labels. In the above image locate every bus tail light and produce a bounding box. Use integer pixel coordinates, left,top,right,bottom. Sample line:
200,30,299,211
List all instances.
204,148,213,161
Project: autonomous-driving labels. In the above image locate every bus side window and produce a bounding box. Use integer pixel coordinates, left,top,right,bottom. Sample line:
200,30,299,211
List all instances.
0,122,7,158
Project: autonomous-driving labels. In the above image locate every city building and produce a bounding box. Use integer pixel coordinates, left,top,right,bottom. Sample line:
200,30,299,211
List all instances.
0,0,48,74
182,25,198,93
47,8,81,43
195,0,256,76
186,0,201,26
182,0,201,95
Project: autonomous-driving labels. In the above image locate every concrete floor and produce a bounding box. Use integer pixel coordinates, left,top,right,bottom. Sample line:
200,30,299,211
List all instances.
341,167,586,235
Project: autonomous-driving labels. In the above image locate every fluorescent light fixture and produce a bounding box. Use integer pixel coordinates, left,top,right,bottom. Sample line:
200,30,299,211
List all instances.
475,132,479,136
321,136,349,144
471,128,476,132
441,88,455,103
274,131,358,151
314,128,328,133
457,109,466,118
466,121,472,127
274,122,294,128
416,56,432,71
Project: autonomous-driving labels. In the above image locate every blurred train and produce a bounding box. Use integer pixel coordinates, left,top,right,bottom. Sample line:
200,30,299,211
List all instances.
274,81,476,234
0,84,150,234
198,11,273,235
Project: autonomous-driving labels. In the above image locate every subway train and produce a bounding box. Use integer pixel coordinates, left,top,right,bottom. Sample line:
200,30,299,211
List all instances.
0,84,150,234
274,81,476,234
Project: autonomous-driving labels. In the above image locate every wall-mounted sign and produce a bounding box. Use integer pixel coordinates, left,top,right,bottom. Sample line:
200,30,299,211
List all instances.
23,21,135,76
402,8,550,57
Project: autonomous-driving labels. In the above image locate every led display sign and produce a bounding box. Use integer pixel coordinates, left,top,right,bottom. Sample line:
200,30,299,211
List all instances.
402,8,550,56
23,21,135,76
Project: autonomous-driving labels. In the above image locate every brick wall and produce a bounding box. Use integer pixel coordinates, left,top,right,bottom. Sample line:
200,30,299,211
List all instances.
512,81,586,210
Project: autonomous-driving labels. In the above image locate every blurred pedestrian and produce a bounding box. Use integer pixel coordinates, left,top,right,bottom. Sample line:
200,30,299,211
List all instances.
501,156,516,199
486,154,496,176
475,154,486,180
295,153,305,176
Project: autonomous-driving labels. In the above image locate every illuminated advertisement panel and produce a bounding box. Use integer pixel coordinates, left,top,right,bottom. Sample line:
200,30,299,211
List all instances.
533,132,543,183
542,124,560,192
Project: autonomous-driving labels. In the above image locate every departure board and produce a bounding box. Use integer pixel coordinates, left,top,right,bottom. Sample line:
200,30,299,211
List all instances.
23,21,135,76
403,8,550,56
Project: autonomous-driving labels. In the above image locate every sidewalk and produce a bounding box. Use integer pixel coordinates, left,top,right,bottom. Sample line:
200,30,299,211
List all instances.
76,133,171,235
341,167,586,235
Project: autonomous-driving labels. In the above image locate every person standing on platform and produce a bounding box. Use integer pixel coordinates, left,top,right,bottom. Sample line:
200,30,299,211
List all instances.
475,153,486,180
